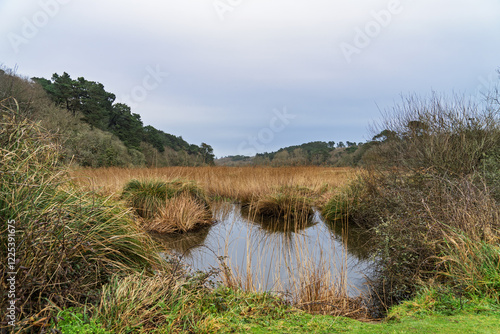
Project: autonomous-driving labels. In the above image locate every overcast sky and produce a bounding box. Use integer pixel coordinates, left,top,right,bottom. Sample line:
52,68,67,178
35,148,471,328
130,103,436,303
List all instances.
1,0,499,157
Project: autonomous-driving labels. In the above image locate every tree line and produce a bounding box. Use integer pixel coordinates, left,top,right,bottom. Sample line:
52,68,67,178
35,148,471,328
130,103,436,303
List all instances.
26,72,215,167
216,140,378,167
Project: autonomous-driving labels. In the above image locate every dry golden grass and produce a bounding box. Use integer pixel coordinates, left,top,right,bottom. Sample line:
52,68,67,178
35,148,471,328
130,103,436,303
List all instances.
70,166,357,206
145,195,213,234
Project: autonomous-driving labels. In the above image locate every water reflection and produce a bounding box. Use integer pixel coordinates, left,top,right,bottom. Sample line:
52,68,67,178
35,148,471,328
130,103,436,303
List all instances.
324,220,374,261
150,226,211,257
154,202,374,296
240,205,317,233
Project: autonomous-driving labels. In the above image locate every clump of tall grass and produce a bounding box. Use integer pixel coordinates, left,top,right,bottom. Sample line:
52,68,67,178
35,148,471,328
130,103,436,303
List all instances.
122,178,212,233
439,232,500,300
95,270,218,333
293,263,369,318
122,179,168,218
0,98,163,330
241,206,316,233
165,178,210,208
248,189,313,222
321,171,388,230
147,195,213,233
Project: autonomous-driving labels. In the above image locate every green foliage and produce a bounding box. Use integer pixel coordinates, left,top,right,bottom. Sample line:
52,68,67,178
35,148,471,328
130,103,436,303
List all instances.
54,309,112,334
200,142,215,165
30,70,214,166
251,141,368,167
108,103,144,149
388,284,500,319
53,288,500,333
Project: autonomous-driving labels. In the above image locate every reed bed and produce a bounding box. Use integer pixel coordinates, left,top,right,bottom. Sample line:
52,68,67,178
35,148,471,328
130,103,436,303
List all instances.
71,166,355,200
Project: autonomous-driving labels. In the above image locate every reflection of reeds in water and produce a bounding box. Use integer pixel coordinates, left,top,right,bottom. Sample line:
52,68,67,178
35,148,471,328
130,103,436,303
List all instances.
211,201,235,222
240,205,317,233
218,204,370,319
150,225,211,257
246,190,314,223
325,218,374,261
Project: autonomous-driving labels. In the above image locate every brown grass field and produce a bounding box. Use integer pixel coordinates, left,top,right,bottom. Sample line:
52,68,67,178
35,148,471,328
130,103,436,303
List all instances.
70,166,358,205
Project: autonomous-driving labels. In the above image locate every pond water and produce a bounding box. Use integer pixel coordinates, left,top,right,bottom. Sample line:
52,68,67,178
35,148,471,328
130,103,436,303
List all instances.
154,202,374,297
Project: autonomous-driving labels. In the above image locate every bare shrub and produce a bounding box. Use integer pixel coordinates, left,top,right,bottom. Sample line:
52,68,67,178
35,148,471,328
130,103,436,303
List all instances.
371,93,500,176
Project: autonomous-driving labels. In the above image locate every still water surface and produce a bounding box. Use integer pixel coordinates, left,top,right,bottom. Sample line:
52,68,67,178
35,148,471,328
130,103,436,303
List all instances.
154,202,373,296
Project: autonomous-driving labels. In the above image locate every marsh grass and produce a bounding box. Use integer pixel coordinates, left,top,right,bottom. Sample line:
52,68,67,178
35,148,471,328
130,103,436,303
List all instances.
122,179,168,218
95,269,219,333
122,178,213,234
71,166,356,205
0,99,164,330
293,262,368,318
165,179,210,208
146,195,213,234
248,190,314,222
439,232,500,300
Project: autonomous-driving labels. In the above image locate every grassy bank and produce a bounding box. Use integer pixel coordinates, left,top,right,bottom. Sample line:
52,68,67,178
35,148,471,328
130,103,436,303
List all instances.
53,288,500,333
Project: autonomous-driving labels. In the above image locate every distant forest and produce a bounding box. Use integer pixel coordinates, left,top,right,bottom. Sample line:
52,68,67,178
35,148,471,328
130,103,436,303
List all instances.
216,139,381,166
0,68,214,167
